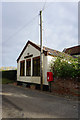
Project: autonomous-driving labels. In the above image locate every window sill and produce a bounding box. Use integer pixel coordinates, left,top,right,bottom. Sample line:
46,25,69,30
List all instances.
26,75,31,77
19,76,40,77
32,76,40,77
20,75,25,77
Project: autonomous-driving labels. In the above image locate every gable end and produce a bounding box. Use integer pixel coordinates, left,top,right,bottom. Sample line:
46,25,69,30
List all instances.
17,40,41,63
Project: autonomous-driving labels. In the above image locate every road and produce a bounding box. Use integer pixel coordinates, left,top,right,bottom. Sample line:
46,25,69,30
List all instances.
2,84,79,118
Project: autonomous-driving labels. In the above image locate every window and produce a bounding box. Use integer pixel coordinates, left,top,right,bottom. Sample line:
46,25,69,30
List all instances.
33,56,40,76
26,59,31,76
20,60,25,76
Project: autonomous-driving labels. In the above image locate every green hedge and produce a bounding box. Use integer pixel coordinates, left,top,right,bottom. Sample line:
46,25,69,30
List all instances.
0,70,17,81
50,56,80,81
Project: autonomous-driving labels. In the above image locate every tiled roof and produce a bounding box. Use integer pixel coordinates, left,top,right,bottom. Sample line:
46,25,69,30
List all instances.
43,46,61,57
17,40,72,62
63,45,80,55
43,46,72,58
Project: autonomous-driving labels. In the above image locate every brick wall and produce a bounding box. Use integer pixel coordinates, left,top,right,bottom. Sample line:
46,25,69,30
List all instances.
51,78,80,96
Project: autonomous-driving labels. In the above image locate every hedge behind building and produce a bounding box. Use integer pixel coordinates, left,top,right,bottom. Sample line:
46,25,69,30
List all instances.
1,70,17,81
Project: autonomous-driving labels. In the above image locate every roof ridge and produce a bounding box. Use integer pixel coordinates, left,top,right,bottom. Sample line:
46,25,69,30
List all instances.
43,46,61,53
17,40,72,63
64,45,80,50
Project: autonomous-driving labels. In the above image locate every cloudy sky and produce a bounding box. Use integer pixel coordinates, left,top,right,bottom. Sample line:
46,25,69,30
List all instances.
1,1,78,67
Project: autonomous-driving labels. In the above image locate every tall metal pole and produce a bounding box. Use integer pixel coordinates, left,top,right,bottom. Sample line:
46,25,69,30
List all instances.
40,10,43,90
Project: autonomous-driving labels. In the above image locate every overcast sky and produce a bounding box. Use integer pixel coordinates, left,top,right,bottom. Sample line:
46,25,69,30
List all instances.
1,1,78,67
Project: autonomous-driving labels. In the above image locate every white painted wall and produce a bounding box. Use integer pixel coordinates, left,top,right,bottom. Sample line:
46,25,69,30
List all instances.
17,44,40,84
17,43,56,85
17,76,40,84
43,54,48,85
47,56,57,72
19,44,40,61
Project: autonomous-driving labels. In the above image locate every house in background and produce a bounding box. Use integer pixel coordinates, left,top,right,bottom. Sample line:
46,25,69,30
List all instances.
17,40,70,87
63,45,80,58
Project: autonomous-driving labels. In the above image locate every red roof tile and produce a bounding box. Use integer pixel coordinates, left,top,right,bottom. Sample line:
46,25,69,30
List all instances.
63,45,80,55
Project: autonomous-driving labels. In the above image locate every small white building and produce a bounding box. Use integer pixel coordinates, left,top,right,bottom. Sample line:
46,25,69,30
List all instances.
17,40,62,86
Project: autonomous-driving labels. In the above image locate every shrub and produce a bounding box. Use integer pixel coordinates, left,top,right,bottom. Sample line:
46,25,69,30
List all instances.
50,56,80,80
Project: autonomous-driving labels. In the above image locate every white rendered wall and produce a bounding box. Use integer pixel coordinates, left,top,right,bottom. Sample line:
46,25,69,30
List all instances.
17,44,56,85
47,56,56,72
17,44,47,85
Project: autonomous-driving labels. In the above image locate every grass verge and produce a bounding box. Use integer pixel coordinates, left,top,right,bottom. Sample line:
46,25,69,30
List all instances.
0,78,14,84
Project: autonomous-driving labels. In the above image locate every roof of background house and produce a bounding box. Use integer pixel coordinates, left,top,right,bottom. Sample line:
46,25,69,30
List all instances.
63,45,80,55
17,40,72,62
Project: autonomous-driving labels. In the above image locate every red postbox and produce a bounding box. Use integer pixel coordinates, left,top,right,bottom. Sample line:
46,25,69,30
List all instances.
47,72,53,82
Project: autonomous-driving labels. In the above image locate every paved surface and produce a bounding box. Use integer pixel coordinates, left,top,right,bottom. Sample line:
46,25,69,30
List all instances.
2,84,80,118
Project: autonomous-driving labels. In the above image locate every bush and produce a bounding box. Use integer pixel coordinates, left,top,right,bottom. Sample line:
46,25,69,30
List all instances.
50,56,80,80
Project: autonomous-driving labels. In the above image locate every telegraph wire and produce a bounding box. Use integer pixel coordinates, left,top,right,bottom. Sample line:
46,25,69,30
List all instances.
6,2,52,43
40,1,53,47
6,14,39,42
6,2,52,42
42,2,52,12
42,0,47,11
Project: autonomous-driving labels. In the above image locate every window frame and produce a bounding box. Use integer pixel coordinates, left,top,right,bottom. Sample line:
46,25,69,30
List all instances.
26,59,31,76
33,56,40,77
20,60,25,76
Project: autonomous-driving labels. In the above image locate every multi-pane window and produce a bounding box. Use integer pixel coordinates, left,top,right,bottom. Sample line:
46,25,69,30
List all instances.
26,59,31,76
33,56,40,76
20,60,25,76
